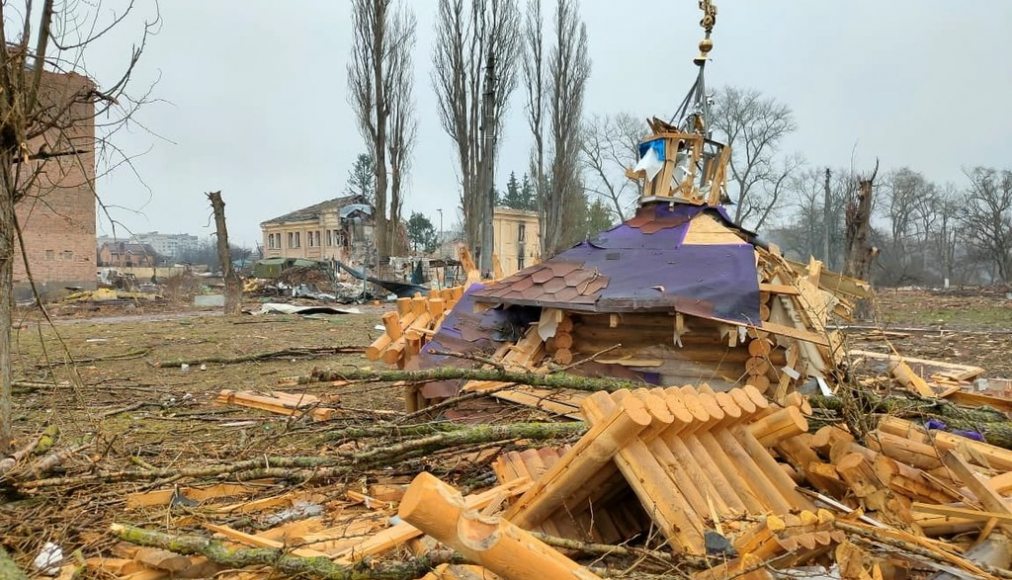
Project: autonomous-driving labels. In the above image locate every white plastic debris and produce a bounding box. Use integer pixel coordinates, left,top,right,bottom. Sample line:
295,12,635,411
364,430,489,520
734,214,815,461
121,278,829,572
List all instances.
633,144,664,181
180,363,190,373
33,542,62,576
199,364,207,371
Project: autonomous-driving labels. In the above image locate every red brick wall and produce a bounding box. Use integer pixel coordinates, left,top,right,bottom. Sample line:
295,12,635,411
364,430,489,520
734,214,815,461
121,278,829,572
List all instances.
12,72,96,300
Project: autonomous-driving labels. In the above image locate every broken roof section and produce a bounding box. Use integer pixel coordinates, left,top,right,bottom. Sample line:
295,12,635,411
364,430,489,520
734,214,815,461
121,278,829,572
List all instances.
472,203,761,325
260,194,369,226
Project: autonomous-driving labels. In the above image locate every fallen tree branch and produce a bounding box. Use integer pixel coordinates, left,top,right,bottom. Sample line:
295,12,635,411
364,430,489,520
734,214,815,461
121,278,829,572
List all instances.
809,392,1012,448
393,383,519,424
0,425,58,475
350,422,585,465
302,366,650,392
834,520,1011,579
298,367,1012,448
110,523,460,579
39,347,153,367
15,422,584,489
156,346,365,368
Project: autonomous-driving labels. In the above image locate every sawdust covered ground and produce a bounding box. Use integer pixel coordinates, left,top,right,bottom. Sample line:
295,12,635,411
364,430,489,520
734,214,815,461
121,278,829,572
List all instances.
851,287,1012,377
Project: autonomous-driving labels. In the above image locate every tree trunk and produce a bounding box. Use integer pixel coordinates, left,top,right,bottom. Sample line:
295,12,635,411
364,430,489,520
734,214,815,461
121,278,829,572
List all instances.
843,162,878,281
389,163,402,258
372,0,390,266
822,168,832,266
478,49,496,276
111,523,455,580
207,191,242,316
0,154,15,451
844,162,878,318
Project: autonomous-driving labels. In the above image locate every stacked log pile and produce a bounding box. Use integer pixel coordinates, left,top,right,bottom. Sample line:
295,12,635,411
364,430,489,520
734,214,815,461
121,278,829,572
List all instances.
366,286,464,369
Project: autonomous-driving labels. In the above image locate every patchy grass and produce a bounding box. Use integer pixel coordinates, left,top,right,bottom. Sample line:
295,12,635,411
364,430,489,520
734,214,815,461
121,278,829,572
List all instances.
870,288,1012,329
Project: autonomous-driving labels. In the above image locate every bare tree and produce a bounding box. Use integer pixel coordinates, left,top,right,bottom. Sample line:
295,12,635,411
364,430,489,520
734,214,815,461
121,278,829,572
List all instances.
960,167,1012,283
541,0,590,256
386,8,417,257
0,2,157,449
879,167,934,283
348,0,417,262
432,0,520,263
710,86,798,230
779,166,852,269
207,191,242,316
843,161,878,282
911,174,940,276
933,183,960,285
521,0,546,251
580,112,641,221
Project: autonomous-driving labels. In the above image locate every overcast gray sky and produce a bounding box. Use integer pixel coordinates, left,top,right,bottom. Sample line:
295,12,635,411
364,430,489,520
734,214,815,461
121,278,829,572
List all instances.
91,1,1012,247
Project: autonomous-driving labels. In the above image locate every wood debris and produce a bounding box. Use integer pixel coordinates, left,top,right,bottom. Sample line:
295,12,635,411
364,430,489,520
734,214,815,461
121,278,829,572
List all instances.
214,389,340,421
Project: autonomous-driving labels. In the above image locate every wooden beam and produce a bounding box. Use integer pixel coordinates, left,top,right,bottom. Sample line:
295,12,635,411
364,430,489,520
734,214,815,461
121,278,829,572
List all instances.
506,396,652,528
333,479,531,564
911,503,1012,525
398,472,601,580
758,283,801,295
203,524,329,558
582,391,705,555
939,451,1012,536
879,417,1012,472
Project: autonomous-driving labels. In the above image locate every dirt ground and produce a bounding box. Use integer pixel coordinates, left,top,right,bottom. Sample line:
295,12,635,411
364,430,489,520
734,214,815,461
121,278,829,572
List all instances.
849,287,1012,377
2,287,1011,573
3,302,402,567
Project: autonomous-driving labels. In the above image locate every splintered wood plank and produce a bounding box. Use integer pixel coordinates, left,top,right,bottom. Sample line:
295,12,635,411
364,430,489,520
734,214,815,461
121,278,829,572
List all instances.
848,350,985,381
212,491,299,514
709,316,831,348
758,283,801,295
216,389,338,421
889,359,936,398
203,523,330,558
464,383,586,419
939,451,1012,536
911,503,1012,525
944,390,1012,414
126,483,272,509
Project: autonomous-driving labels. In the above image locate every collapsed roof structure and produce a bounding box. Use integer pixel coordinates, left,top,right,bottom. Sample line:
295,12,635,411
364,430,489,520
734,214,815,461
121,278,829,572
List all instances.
407,15,870,408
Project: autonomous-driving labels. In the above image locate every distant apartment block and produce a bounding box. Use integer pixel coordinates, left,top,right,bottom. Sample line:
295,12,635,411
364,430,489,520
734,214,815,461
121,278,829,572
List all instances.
128,232,201,261
260,195,374,263
13,71,96,299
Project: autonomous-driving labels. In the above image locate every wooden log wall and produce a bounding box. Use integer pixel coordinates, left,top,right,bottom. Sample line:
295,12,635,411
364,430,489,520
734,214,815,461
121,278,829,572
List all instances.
570,313,787,392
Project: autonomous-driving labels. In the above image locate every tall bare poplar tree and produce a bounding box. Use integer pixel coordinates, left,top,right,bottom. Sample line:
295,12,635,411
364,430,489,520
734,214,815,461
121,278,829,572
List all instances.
0,2,156,450
386,9,417,256
348,0,417,262
521,0,546,251
541,0,590,256
432,0,520,260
